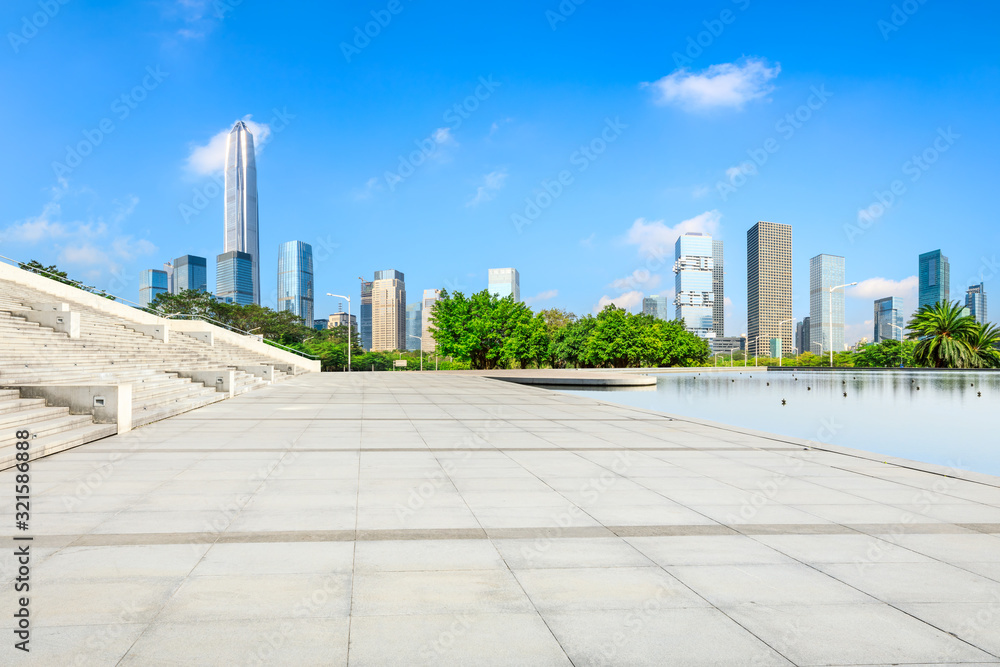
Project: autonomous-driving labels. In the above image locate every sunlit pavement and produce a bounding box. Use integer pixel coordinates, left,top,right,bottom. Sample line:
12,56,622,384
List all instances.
3,372,1000,665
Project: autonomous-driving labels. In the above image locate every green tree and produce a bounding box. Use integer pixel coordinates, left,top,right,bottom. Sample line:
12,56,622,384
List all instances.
965,322,1000,368
852,339,917,368
907,301,978,368
19,260,115,299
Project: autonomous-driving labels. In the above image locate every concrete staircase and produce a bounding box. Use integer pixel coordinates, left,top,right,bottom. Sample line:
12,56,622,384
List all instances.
0,270,317,469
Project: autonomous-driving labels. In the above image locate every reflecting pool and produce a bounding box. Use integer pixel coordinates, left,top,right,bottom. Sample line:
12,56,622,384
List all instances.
560,370,1000,476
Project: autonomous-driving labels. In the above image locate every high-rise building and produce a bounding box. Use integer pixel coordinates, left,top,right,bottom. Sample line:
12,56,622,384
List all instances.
674,233,715,339
139,269,168,307
711,239,724,337
874,296,905,342
406,301,423,351
642,295,671,320
163,262,174,295
313,319,328,330
711,336,746,355
174,255,207,293
359,280,373,351
747,221,793,357
966,283,987,324
216,251,254,305
277,241,314,325
224,120,260,304
421,289,441,353
328,312,358,331
809,254,846,355
372,270,406,351
918,249,950,310
488,268,520,302
795,316,811,356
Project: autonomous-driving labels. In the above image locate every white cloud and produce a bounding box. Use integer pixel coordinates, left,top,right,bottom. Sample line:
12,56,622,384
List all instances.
185,116,273,176
850,276,918,301
624,210,721,260
111,236,158,261
524,289,558,306
595,291,644,313
0,203,67,243
466,169,508,207
646,58,781,111
610,270,661,292
60,244,110,267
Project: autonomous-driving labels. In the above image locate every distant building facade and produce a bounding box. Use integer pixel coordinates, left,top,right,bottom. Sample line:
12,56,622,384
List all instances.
314,319,328,330
966,283,987,324
918,249,950,310
674,232,716,339
711,239,724,337
874,296,905,342
488,268,520,302
747,221,793,357
809,254,847,355
174,255,207,293
372,270,406,351
216,251,254,305
421,289,441,353
163,262,174,295
359,280,373,351
406,301,423,351
139,269,168,307
642,295,671,320
711,336,746,355
795,317,810,356
277,241,314,325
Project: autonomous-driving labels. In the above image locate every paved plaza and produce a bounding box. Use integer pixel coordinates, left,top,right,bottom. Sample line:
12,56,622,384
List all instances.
3,372,1000,665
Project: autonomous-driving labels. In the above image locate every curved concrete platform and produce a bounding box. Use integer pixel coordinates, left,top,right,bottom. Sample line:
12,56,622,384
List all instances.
452,369,658,387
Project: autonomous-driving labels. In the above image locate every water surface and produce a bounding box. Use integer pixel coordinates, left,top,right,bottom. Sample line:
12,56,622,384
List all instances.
560,370,1000,476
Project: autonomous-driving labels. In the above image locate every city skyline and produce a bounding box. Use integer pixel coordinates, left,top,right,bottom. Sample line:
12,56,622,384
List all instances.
3,3,997,345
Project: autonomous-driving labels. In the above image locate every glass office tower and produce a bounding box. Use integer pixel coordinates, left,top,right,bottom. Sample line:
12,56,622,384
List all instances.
277,241,314,325
874,296,905,342
360,280,373,351
216,251,254,305
795,316,811,355
224,121,260,304
174,255,207,293
966,283,987,324
488,268,520,302
642,295,671,320
406,301,423,351
809,254,846,355
747,221,793,357
674,233,715,339
139,269,168,307
918,249,949,310
711,239,724,337
421,289,441,353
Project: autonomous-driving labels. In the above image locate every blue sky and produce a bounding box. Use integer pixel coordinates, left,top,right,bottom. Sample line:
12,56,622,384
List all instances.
2,0,998,342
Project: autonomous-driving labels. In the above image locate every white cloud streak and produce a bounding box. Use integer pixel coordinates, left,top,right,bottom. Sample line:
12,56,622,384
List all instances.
646,58,781,111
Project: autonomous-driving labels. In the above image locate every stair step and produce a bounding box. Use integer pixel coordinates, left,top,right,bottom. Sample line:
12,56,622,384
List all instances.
0,422,118,470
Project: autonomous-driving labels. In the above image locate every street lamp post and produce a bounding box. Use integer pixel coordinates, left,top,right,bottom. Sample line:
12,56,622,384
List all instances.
408,334,423,371
827,282,858,367
778,318,795,367
753,335,764,367
885,322,905,367
326,293,352,372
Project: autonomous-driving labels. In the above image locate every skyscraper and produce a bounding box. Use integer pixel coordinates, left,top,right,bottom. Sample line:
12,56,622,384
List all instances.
359,280,373,351
139,269,168,307
674,233,715,339
747,221,793,357
216,251,254,305
277,241,314,325
874,296,905,342
372,269,406,351
809,254,846,355
174,255,207,293
966,283,987,324
711,239,724,337
642,295,670,320
488,268,520,302
224,120,260,304
406,301,423,351
163,262,174,295
918,249,949,310
796,316,811,356
421,289,441,353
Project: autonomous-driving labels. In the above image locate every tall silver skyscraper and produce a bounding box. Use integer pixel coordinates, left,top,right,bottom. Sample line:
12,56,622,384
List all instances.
674,233,715,339
809,254,846,355
277,241,314,325
224,121,260,304
711,239,724,337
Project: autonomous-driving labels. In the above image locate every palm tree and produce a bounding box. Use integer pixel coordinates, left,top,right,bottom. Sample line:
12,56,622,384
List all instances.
966,322,1000,368
906,301,978,368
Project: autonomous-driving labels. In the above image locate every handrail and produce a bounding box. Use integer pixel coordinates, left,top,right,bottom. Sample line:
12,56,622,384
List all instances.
0,253,161,313
165,313,320,360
